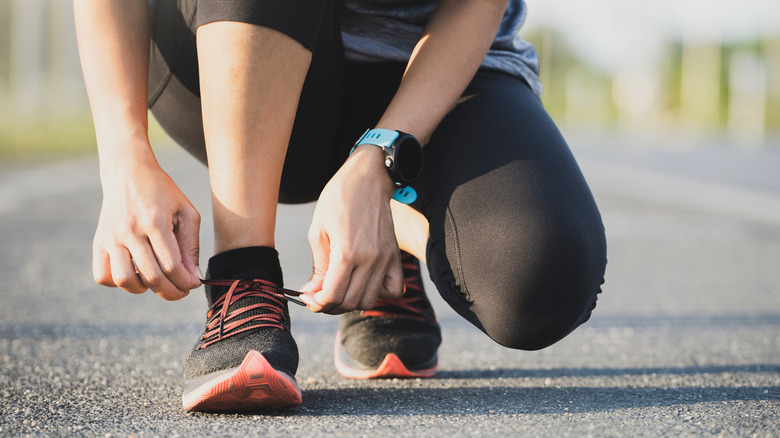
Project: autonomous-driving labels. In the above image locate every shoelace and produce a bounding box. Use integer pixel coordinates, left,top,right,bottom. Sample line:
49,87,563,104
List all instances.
362,256,429,322
199,279,304,349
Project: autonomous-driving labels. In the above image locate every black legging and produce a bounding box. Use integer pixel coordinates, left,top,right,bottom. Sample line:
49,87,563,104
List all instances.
147,0,607,350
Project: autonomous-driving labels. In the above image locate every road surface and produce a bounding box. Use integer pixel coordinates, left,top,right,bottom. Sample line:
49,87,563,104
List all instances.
1,131,778,436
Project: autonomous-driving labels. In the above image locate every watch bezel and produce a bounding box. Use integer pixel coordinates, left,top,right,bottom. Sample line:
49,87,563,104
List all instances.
388,132,423,185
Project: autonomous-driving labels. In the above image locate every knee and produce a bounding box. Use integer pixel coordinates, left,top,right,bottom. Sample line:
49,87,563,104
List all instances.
468,221,605,351
479,291,597,351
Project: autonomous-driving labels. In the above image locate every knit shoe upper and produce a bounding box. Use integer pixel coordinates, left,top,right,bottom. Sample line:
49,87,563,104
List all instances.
336,252,442,378
182,276,304,412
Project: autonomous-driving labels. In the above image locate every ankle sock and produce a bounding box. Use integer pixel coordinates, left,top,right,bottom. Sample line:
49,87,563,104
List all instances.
205,246,283,305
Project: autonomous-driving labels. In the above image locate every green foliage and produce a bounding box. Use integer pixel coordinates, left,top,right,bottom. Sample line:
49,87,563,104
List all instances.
0,113,97,160
0,112,170,161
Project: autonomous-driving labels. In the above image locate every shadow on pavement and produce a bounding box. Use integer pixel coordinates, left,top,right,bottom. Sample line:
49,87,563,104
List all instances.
436,364,780,379
298,385,779,416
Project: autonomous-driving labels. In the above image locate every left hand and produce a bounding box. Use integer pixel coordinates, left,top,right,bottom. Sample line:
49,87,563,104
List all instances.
300,146,405,314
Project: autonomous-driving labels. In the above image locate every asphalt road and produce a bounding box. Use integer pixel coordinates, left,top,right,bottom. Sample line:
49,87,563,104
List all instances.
1,131,779,437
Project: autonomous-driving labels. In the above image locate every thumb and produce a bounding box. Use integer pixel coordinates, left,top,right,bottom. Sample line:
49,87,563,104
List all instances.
174,209,202,284
301,231,330,294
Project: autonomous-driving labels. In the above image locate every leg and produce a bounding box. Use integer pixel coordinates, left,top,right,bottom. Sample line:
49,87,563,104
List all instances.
196,22,310,252
332,62,605,353
147,0,343,203
417,70,607,350
392,201,430,263
147,0,343,412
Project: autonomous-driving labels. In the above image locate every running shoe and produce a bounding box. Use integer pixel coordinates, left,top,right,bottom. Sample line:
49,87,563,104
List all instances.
182,277,305,412
335,251,441,379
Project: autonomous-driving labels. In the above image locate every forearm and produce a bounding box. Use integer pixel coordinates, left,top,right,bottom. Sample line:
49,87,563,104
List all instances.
74,0,154,178
376,0,509,143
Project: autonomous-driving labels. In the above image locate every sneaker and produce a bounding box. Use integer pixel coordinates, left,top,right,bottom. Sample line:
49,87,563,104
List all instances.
335,251,441,379
182,277,305,412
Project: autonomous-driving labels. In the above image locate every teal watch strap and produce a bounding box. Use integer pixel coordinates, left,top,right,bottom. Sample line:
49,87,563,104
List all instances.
392,186,417,204
356,128,399,148
351,128,418,205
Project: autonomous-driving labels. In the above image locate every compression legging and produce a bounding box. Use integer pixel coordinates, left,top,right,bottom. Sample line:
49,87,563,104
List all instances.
147,0,607,350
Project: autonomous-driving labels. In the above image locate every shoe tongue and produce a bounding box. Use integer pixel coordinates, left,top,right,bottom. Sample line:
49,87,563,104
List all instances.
204,247,284,306
204,269,282,307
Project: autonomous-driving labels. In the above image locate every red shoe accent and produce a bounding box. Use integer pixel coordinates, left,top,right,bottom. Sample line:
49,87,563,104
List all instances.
334,331,438,379
183,350,302,412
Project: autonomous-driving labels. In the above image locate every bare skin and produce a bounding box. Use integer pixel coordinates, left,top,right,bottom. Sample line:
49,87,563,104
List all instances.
75,0,200,301
74,0,508,313
197,23,311,254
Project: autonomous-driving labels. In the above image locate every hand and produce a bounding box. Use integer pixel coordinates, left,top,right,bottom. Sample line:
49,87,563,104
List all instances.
300,146,404,313
92,152,202,300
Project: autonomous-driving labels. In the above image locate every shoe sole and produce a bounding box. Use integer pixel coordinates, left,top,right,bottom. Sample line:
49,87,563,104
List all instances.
334,330,438,379
182,350,302,412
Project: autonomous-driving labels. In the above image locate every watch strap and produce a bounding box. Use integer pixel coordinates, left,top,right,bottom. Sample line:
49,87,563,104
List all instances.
392,186,417,204
355,128,399,148
351,128,418,205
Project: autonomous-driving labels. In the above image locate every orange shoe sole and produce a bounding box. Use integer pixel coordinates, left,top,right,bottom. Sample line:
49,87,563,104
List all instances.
182,350,302,412
334,331,438,379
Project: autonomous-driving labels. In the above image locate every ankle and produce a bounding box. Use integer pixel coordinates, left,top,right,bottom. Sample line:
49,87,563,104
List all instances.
205,246,283,305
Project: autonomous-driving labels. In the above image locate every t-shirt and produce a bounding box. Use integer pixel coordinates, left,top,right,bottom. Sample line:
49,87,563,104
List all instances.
339,0,542,97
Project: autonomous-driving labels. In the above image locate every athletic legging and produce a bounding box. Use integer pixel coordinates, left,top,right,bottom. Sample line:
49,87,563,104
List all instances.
147,0,607,350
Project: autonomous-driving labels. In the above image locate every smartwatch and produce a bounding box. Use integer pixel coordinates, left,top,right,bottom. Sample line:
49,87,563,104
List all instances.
352,128,423,204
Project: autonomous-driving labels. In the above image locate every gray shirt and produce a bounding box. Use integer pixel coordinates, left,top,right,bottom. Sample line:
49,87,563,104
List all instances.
339,0,542,97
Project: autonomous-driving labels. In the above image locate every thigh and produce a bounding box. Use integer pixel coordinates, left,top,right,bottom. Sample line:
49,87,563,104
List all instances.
147,0,344,203
417,70,607,350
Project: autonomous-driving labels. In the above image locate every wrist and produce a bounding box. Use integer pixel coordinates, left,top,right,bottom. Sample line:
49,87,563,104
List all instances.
351,128,423,204
98,139,158,185
347,145,397,199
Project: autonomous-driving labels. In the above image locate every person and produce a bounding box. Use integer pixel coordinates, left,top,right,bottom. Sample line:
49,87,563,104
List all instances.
74,0,607,413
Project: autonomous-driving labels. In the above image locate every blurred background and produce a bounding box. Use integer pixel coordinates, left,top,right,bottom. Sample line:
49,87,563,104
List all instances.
1,2,779,434
0,0,779,159
523,0,780,148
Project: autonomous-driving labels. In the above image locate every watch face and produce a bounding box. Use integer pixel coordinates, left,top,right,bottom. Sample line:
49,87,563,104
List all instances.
393,135,423,184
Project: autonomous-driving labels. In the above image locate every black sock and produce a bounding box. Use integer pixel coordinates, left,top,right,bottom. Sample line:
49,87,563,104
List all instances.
205,246,283,305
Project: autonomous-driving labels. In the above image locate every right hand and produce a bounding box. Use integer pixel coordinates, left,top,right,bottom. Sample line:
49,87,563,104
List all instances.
92,153,202,300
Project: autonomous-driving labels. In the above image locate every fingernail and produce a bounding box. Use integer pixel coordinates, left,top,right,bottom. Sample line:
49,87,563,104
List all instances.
299,281,312,293
196,266,204,280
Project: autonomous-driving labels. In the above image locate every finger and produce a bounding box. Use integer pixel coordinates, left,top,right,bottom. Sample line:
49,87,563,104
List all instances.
306,255,354,313
129,240,189,301
302,225,332,308
108,247,147,294
379,252,404,299
92,244,117,287
356,276,380,311
326,263,372,314
356,250,398,310
148,224,200,293
173,210,202,282
357,263,385,310
303,228,330,294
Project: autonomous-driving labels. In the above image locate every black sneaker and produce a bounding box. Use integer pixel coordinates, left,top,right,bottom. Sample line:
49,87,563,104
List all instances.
182,277,305,412
335,251,441,379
